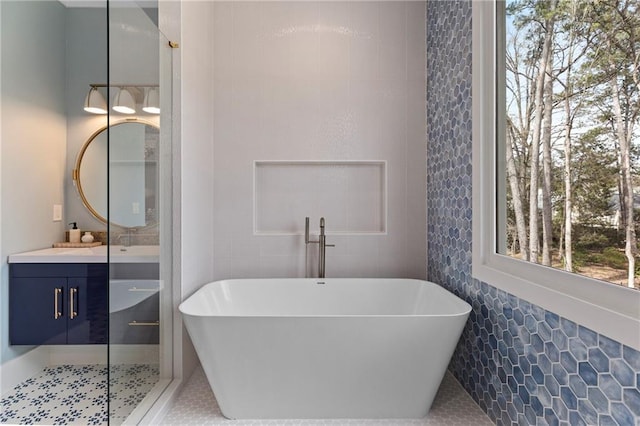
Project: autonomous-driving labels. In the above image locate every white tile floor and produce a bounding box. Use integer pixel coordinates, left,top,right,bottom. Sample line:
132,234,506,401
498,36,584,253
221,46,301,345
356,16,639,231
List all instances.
160,367,493,426
0,364,158,425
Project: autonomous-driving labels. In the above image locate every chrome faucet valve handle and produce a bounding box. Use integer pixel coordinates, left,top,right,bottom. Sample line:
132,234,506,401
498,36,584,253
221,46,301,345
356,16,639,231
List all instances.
319,217,335,247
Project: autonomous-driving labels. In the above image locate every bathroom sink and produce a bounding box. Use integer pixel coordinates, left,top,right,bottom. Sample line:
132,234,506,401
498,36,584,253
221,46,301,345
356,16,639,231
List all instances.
8,245,160,263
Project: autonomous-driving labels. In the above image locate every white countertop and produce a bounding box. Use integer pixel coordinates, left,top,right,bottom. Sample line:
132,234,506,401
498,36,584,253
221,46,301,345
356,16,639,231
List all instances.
8,245,160,264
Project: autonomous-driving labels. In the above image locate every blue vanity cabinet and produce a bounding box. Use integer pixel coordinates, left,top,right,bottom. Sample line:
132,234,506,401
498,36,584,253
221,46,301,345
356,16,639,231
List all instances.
109,264,160,344
9,264,108,345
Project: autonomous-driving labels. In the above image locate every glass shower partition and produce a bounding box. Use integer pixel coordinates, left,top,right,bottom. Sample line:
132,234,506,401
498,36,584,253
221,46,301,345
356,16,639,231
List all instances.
107,2,173,423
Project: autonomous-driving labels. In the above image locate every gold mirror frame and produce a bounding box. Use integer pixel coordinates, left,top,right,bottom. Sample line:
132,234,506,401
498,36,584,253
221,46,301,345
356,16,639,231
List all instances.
73,118,159,228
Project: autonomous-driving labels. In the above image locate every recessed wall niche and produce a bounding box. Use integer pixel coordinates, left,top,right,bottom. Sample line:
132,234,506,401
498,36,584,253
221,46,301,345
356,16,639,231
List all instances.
254,161,387,235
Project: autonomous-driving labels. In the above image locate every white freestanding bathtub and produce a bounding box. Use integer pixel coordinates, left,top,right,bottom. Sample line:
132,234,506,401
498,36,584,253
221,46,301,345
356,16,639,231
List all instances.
179,278,471,419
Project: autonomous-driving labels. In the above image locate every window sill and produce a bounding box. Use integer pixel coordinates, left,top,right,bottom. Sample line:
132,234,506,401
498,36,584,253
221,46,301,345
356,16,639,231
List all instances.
473,254,640,351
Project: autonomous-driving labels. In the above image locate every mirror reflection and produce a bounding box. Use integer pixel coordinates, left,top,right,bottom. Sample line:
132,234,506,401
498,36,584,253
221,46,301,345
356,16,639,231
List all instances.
75,120,159,228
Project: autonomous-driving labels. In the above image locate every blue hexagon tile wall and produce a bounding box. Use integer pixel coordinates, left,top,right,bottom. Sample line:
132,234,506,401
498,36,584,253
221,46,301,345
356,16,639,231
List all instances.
425,1,640,425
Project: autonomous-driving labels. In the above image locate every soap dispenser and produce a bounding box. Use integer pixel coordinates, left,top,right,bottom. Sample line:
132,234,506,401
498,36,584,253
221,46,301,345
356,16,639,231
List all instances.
69,222,81,243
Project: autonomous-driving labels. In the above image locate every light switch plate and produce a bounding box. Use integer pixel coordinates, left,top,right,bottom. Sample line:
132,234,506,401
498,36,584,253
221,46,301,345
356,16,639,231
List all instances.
53,204,62,222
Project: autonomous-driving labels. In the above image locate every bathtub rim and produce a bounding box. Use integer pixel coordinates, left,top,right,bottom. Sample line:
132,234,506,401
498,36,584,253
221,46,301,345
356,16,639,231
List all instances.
178,278,472,319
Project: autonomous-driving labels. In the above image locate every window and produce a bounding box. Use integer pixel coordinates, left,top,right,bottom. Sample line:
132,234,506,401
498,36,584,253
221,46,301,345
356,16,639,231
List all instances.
472,1,640,349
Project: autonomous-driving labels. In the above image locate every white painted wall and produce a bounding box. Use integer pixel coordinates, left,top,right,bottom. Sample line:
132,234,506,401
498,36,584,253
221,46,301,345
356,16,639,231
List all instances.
211,2,426,280
64,7,109,232
109,6,160,87
0,0,67,365
179,0,215,381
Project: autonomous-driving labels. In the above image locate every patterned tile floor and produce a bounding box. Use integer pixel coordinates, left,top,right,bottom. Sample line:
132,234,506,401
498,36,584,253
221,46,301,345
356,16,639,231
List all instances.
0,364,158,425
160,366,493,426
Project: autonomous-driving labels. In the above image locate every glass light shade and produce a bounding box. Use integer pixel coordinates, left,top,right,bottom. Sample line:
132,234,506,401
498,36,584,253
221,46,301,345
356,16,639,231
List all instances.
142,87,160,114
83,87,107,114
113,88,136,114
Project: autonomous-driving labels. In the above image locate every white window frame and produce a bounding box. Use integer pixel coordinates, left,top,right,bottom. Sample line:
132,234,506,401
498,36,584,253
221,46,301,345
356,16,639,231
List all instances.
471,1,640,350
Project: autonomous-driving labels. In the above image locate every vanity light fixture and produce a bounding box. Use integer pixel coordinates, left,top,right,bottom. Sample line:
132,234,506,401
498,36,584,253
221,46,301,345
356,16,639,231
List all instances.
83,86,108,114
84,84,160,115
112,88,137,114
142,87,160,114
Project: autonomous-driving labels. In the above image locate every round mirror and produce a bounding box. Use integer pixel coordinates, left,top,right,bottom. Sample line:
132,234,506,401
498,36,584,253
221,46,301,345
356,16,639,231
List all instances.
74,120,159,228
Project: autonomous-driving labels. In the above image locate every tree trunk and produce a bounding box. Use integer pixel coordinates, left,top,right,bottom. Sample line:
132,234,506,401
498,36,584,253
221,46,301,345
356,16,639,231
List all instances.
562,21,576,273
610,73,637,288
529,0,557,264
506,121,529,260
563,85,573,272
541,64,554,266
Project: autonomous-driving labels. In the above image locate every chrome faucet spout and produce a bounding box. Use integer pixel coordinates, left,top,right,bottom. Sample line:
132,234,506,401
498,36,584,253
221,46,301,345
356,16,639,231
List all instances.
304,217,334,278
319,218,335,278
118,228,134,247
319,219,326,278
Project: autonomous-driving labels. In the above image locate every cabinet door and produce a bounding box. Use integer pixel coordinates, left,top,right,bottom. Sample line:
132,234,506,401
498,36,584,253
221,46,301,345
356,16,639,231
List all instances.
67,276,108,344
10,278,68,345
110,292,159,344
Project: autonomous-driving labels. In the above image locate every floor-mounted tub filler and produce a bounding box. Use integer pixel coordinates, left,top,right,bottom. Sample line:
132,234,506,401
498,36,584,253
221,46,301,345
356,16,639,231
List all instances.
179,278,471,419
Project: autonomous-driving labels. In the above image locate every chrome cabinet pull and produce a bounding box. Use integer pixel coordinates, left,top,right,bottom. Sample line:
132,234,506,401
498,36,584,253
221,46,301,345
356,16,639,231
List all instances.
54,287,62,319
69,288,78,319
128,287,157,292
128,320,159,326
